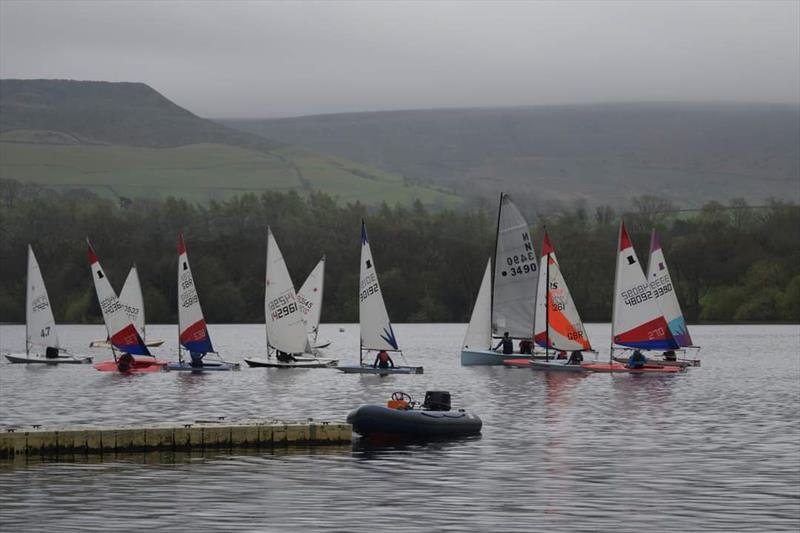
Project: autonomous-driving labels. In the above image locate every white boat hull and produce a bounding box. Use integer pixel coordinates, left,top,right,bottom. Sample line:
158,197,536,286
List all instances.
4,353,92,364
312,339,332,349
335,365,423,374
460,349,528,366
90,339,165,349
244,357,338,368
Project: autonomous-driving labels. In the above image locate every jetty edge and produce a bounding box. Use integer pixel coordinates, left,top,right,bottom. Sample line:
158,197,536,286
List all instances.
0,419,352,458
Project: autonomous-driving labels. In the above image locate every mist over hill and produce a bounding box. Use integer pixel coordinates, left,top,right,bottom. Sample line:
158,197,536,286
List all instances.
225,103,800,209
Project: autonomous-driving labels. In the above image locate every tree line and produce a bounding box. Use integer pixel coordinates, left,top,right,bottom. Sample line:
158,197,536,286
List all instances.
0,179,798,325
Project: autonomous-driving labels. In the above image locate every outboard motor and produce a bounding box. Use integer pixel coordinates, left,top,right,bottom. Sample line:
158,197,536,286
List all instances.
45,346,59,359
422,391,451,411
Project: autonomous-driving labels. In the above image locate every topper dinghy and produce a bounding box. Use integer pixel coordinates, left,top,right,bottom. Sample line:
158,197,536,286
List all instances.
166,234,239,371
90,265,164,349
87,240,167,373
336,221,422,374
4,246,91,364
604,222,684,374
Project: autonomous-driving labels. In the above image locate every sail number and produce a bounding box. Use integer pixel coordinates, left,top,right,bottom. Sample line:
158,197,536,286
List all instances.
359,272,380,302
99,296,122,315
504,253,537,277
649,274,673,298
296,293,314,312
268,294,298,320
31,295,50,312
621,283,653,306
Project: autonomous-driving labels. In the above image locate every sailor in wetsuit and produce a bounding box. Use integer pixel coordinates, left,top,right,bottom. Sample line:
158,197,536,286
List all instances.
628,350,647,369
374,350,394,369
190,351,205,368
117,352,134,372
276,350,297,363
494,332,514,354
566,350,584,365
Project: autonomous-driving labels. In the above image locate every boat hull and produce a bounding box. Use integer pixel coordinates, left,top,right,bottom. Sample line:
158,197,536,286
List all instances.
166,361,240,371
336,365,423,374
347,405,482,438
312,339,332,349
581,362,682,374
5,353,92,364
529,360,589,372
461,349,528,366
90,339,165,349
243,357,338,368
612,356,699,368
94,356,168,373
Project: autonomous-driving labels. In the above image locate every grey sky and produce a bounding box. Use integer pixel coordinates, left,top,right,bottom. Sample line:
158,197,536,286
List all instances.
1,0,798,118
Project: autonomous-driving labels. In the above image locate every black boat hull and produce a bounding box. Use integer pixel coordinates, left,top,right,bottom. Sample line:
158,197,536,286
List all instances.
347,405,482,438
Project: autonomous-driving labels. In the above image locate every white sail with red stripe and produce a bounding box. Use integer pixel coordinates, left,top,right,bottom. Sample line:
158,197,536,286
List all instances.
87,239,150,356
178,234,213,354
533,232,592,351
611,222,678,350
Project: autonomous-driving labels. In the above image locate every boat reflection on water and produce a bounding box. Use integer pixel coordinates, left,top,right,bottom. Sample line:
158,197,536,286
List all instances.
351,433,483,459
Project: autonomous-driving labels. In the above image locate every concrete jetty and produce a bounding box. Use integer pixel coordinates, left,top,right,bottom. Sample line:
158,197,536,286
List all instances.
0,419,352,458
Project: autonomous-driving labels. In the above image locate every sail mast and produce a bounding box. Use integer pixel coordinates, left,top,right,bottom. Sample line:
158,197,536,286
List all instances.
545,231,550,363
610,222,621,363
490,192,503,337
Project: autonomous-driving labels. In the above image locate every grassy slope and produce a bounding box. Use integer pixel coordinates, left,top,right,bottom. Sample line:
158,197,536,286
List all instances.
0,79,461,207
0,141,461,206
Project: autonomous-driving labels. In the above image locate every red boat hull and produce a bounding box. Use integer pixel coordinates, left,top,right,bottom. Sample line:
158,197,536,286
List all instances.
94,356,168,373
581,362,682,374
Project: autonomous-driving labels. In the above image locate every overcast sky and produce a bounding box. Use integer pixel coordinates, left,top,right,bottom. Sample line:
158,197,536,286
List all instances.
1,0,798,118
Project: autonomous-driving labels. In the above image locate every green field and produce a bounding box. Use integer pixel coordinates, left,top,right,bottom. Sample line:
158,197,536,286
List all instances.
0,141,462,206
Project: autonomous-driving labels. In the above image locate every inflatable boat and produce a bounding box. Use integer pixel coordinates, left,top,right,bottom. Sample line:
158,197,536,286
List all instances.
347,391,482,438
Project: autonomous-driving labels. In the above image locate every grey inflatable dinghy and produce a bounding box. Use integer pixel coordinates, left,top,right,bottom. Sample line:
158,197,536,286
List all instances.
347,391,482,438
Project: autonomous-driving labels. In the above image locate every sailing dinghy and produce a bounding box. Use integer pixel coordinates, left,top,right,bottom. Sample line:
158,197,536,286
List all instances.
336,221,422,374
89,265,164,349
4,246,92,364
166,235,239,371
87,240,167,373
589,222,683,374
612,229,700,368
506,232,595,372
297,257,331,350
244,228,337,368
461,193,539,365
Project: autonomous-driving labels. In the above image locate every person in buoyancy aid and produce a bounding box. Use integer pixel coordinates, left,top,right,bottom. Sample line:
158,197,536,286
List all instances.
518,339,533,355
190,351,205,368
374,350,394,369
566,350,584,365
662,349,677,362
628,349,647,369
494,332,514,354
276,350,297,363
117,352,134,373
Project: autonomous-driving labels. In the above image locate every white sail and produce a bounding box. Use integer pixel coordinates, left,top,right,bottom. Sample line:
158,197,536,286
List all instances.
533,233,591,351
297,257,325,343
612,222,677,350
87,239,149,355
25,245,60,352
462,258,492,350
178,234,213,353
492,194,538,339
119,265,145,338
647,229,693,347
359,221,400,351
265,228,308,354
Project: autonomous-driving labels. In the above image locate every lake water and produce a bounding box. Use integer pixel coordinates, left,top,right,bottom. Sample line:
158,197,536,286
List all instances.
0,323,798,532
